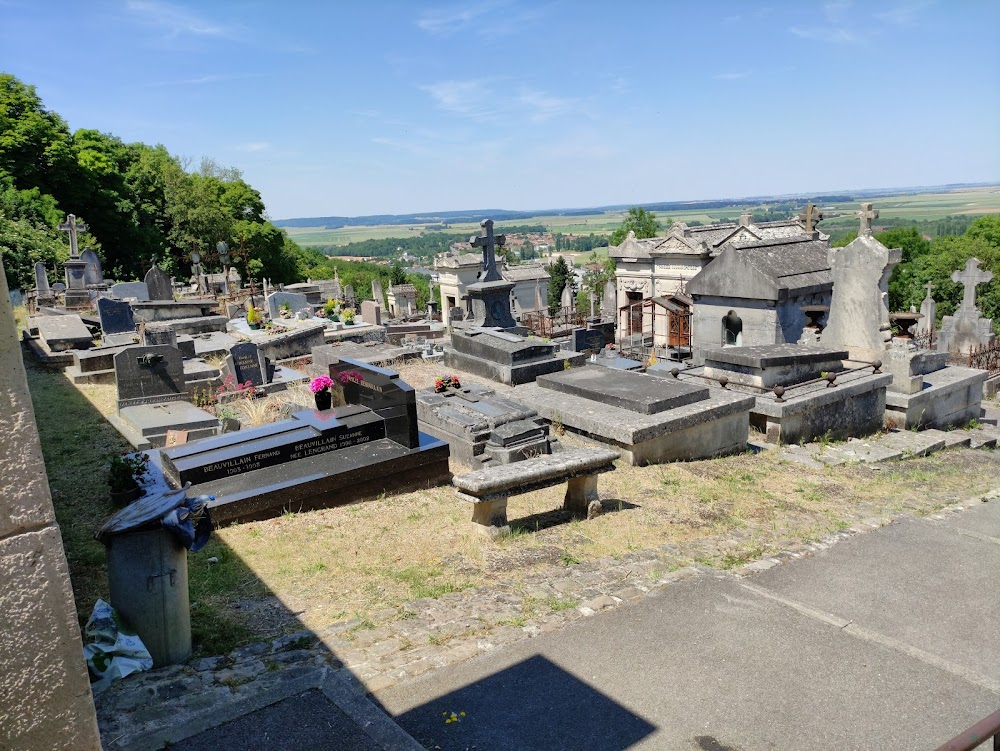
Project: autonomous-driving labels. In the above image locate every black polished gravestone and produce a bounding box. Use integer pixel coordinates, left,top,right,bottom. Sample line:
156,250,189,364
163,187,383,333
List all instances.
571,327,606,353
113,345,186,410
98,297,135,336
227,341,269,387
329,358,419,449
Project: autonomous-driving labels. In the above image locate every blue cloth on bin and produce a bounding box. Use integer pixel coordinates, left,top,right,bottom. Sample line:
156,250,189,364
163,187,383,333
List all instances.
161,495,213,552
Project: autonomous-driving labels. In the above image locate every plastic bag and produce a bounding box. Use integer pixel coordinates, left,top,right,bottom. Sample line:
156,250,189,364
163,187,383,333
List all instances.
161,494,213,552
83,599,153,690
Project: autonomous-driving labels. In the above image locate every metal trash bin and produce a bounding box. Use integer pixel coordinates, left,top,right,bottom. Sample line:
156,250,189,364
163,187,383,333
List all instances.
96,487,195,668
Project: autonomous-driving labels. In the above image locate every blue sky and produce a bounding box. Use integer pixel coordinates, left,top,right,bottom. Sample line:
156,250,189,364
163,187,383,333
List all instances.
3,1,999,219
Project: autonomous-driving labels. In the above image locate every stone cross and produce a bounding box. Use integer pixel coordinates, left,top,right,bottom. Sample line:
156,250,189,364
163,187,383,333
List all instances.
470,219,505,283
798,203,824,234
923,281,934,299
952,257,992,313
856,203,879,237
58,214,88,258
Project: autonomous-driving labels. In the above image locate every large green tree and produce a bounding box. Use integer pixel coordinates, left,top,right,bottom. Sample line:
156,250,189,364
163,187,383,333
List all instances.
610,207,663,245
547,255,574,313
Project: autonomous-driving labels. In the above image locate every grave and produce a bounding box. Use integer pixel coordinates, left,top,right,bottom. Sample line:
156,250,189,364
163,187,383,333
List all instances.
150,359,450,523
34,262,54,305
416,382,552,466
80,249,103,286
283,282,322,304
109,345,219,449
221,340,308,394
514,366,755,465
372,279,388,311
266,290,309,320
110,281,150,302
97,297,136,345
59,214,91,309
882,316,987,430
690,344,892,445
144,263,173,301
446,328,586,385
35,313,94,352
821,217,902,362
361,299,382,326
937,257,995,355
312,341,423,371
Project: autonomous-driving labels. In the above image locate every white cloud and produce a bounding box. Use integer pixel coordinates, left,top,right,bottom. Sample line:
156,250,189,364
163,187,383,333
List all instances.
517,88,576,122
125,0,233,38
416,1,503,34
875,1,934,26
713,71,751,81
145,73,249,87
789,25,863,44
421,79,580,122
421,79,492,117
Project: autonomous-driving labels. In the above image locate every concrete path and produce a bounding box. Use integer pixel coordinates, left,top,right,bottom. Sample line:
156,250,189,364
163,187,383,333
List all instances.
375,500,1000,750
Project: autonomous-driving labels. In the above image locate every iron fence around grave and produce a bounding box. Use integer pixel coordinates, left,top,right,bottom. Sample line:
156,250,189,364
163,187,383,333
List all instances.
521,307,584,339
967,338,1000,377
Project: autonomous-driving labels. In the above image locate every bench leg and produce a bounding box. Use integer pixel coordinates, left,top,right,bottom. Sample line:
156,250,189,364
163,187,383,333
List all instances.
470,496,511,539
564,474,603,520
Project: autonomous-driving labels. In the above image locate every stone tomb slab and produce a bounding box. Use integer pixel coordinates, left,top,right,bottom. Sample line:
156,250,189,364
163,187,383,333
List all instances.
535,367,709,415
98,297,135,336
112,401,219,449
35,314,94,352
114,345,186,410
111,281,150,302
701,344,849,389
445,328,586,386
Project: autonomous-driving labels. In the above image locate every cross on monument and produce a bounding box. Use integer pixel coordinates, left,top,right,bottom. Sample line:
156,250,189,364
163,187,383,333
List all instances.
798,203,824,234
952,257,992,313
923,280,935,299
856,203,879,236
470,219,505,283
58,214,88,258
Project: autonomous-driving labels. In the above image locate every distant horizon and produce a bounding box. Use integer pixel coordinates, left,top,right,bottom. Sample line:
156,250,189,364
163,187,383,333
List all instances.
4,1,999,218
272,181,1000,224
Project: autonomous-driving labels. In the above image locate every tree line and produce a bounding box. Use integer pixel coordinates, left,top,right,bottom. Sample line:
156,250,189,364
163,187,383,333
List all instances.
0,73,308,290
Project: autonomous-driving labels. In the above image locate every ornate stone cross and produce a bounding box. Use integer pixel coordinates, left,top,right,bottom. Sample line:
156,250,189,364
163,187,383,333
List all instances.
856,203,878,236
470,219,506,283
952,257,992,313
58,214,88,258
923,281,935,299
798,203,824,234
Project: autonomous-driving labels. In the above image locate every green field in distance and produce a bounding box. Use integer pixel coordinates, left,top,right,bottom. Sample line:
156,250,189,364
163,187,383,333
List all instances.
283,187,1000,247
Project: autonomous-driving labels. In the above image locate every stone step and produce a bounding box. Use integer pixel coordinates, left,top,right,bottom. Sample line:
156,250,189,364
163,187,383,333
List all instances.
920,428,972,449
872,429,946,458
774,444,826,469
966,426,1000,449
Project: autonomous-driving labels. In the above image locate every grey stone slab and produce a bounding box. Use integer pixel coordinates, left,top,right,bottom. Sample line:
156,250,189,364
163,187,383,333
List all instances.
97,296,135,335
80,249,103,285
453,447,618,499
119,401,219,438
377,574,997,751
33,261,50,293
36,314,93,351
114,345,185,409
536,368,709,415
701,344,848,370
144,265,173,301
111,281,150,302
267,291,309,321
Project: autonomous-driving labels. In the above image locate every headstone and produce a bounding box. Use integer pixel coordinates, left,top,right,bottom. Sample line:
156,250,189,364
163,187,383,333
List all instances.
821,233,902,361
570,327,606,353
937,257,995,354
141,321,178,349
471,219,506,283
331,271,342,300
602,279,617,319
113,345,185,410
51,282,66,293
36,314,94,352
372,279,387,311
97,297,135,336
361,299,382,326
329,359,419,448
144,264,172,301
917,281,935,335
266,291,308,320
34,263,50,294
80,249,103,286
344,283,356,308
560,282,574,311
227,341,268,386
111,281,150,302
58,214,87,258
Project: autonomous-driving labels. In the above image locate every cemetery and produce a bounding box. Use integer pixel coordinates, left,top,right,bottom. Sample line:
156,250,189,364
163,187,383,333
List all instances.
7,202,1000,750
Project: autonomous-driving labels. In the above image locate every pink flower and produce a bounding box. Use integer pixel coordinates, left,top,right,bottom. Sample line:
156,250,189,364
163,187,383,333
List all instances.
309,375,335,393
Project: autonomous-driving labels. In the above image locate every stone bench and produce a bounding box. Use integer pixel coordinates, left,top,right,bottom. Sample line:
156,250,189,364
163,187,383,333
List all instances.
452,447,619,537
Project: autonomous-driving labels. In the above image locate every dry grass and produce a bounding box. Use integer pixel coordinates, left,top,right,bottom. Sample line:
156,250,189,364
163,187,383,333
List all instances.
29,349,1000,656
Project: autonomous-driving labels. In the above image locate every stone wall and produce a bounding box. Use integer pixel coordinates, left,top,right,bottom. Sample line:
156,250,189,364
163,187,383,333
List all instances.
691,297,779,363
0,256,101,750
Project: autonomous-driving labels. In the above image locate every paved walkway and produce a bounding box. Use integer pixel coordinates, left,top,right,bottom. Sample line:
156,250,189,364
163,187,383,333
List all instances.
375,498,1000,750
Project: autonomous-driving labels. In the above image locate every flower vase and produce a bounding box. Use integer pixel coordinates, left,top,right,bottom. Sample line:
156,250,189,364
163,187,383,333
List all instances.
314,390,333,411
